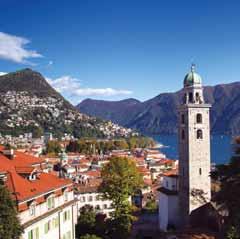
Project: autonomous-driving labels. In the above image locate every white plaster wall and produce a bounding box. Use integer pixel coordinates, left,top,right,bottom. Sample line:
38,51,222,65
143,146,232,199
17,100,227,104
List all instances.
168,195,179,228
20,190,74,225
22,204,75,239
76,192,113,217
178,103,211,225
159,192,168,231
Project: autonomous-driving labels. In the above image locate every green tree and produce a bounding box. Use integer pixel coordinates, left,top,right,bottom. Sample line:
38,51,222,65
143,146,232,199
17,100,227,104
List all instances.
114,140,129,150
100,157,143,239
79,234,102,239
144,199,158,213
211,136,240,238
32,126,44,138
46,140,62,155
0,185,23,239
127,137,137,149
76,205,97,238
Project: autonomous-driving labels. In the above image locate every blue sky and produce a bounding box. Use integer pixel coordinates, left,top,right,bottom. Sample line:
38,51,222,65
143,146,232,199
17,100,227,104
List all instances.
0,0,240,104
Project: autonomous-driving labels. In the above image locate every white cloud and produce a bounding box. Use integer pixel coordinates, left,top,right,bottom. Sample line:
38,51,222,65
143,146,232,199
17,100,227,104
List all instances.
46,76,80,93
0,32,42,64
74,87,132,96
46,75,133,101
0,72,7,76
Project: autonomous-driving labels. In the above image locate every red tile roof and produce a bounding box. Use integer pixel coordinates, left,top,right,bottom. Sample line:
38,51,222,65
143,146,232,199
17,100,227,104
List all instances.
81,170,101,178
18,202,28,212
162,168,178,177
0,146,72,204
15,166,35,174
137,166,150,174
75,178,102,193
0,149,45,169
35,195,45,204
155,158,173,165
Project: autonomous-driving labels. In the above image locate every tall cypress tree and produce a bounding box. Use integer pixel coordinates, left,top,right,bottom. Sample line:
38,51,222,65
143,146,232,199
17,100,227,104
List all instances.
0,184,23,239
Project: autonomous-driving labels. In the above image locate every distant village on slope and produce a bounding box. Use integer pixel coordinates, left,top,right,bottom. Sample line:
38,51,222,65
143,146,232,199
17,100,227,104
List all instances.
0,66,238,239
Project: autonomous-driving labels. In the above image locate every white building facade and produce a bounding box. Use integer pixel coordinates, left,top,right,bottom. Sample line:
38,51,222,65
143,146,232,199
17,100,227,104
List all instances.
75,190,113,217
158,172,179,231
20,187,77,239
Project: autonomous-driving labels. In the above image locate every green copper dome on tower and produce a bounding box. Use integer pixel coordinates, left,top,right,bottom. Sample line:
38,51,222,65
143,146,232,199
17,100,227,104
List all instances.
184,64,202,87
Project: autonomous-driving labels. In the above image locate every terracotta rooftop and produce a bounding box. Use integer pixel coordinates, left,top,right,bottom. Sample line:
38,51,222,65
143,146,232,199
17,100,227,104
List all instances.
15,166,36,174
0,148,45,168
75,178,102,193
162,168,178,177
154,158,174,165
5,169,72,202
0,146,72,203
81,170,101,178
137,166,150,174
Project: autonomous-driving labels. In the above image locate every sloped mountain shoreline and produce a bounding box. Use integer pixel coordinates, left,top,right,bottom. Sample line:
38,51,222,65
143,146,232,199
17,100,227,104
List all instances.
77,82,240,135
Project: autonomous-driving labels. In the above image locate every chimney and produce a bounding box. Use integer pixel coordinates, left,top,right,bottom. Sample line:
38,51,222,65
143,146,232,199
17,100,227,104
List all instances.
3,148,14,160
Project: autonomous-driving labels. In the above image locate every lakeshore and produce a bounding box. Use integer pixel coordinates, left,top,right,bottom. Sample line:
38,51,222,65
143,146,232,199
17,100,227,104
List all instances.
152,134,232,164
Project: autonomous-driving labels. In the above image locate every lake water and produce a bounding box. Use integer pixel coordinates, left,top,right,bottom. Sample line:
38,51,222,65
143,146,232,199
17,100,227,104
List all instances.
152,134,233,164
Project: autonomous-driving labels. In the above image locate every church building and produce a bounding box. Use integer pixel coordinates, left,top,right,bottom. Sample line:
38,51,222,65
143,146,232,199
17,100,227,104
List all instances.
158,65,211,231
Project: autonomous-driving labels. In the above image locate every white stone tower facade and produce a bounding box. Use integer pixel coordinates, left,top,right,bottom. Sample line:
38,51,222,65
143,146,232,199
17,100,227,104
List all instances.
178,65,211,227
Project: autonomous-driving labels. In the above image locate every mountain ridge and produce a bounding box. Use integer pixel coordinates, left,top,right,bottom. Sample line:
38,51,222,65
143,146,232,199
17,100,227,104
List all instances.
77,81,240,135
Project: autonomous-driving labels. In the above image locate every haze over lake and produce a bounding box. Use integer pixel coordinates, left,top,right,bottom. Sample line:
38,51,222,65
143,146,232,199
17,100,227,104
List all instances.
153,135,233,164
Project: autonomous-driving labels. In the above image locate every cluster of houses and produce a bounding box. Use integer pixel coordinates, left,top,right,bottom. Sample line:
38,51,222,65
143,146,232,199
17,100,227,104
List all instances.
0,91,71,128
0,141,177,239
99,121,138,138
0,90,136,138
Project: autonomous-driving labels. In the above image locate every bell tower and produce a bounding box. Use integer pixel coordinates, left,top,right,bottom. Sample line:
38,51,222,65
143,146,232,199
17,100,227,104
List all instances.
178,65,211,227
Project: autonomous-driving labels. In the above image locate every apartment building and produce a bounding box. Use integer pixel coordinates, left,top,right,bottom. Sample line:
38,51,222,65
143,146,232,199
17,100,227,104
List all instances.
0,146,77,239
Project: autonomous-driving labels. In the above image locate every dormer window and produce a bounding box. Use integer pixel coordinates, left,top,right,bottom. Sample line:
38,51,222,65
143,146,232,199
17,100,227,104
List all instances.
29,202,36,216
29,174,36,181
47,196,55,210
64,190,68,202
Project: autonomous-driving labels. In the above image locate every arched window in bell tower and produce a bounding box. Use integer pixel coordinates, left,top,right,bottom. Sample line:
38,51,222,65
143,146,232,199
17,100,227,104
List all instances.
181,129,185,140
181,114,185,124
197,129,203,139
195,92,199,102
196,113,202,123
189,92,193,103
183,93,187,104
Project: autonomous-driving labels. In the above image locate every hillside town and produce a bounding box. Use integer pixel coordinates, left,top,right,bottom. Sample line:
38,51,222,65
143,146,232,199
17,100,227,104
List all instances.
0,136,178,239
1,1,240,238
0,90,136,139
0,66,233,239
